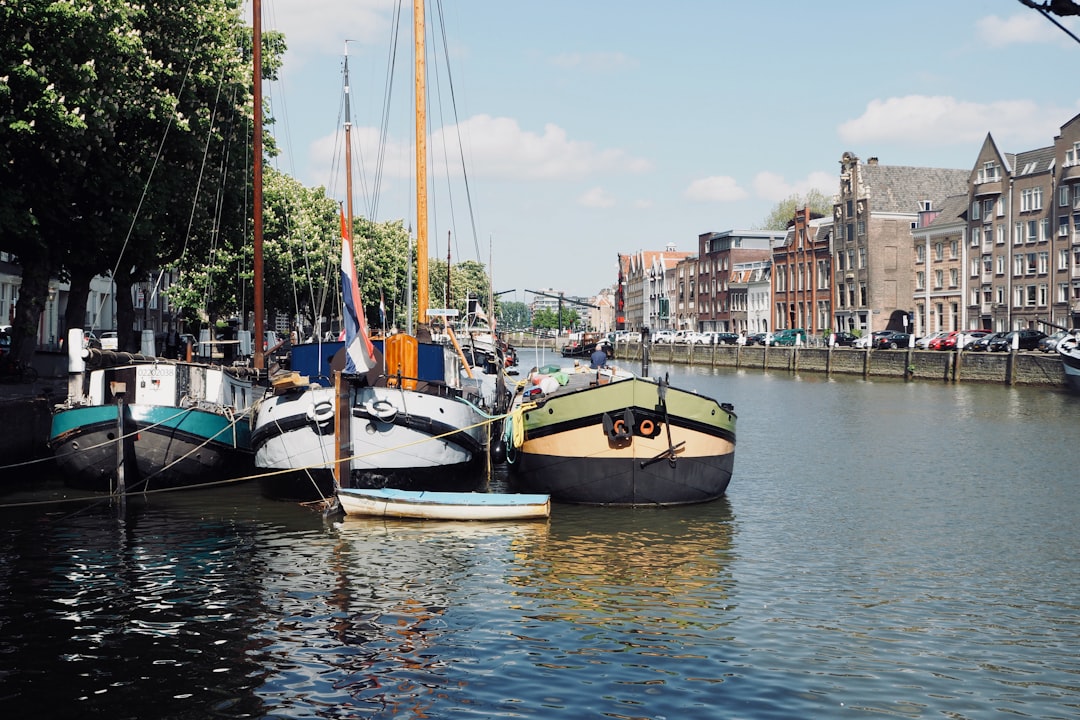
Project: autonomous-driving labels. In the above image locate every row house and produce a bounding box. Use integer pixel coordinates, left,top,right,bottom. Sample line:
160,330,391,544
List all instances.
587,287,616,333
622,245,693,332
773,207,833,333
964,117,1080,334
670,255,698,331
911,194,968,337
914,114,1080,337
729,260,770,335
695,230,776,332
832,153,969,335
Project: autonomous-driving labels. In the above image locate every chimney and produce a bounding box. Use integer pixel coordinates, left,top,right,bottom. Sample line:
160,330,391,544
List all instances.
868,157,879,166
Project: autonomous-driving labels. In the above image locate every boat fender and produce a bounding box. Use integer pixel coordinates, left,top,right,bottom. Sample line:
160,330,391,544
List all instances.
637,418,656,437
365,398,398,423
306,400,335,426
490,437,507,464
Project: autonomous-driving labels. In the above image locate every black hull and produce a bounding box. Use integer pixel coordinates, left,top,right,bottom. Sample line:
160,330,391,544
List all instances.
54,420,252,492
510,449,733,506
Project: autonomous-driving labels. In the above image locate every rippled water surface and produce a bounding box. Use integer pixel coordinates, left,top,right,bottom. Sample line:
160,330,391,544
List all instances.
1,358,1078,719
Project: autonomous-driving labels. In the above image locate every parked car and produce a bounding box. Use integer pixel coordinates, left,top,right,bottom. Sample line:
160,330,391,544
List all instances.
696,331,739,345
872,331,912,350
771,328,807,346
968,332,1005,351
1039,330,1069,353
0,330,10,357
854,330,891,349
652,330,676,344
954,330,992,350
989,329,1047,352
100,331,119,351
747,332,769,346
916,331,949,350
827,331,858,347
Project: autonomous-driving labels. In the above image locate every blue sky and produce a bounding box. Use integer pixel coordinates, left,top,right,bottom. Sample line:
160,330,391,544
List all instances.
258,0,1080,301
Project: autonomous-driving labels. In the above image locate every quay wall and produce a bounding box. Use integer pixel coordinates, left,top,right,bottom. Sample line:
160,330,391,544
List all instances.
600,342,1068,388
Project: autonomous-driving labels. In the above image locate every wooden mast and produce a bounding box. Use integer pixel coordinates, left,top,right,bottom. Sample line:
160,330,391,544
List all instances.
252,0,264,370
414,0,428,327
335,45,356,493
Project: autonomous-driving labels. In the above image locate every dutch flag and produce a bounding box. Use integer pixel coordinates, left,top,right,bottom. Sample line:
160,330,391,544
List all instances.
340,209,376,373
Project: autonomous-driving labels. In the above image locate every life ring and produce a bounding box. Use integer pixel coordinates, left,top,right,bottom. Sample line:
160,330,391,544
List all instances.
638,419,655,436
306,400,334,425
365,398,398,423
613,418,627,436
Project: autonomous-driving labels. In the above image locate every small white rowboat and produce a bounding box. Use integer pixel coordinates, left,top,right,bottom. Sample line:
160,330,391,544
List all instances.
337,487,551,521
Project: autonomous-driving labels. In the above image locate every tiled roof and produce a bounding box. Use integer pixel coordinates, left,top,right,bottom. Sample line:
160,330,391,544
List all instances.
861,163,969,213
926,193,969,227
1013,145,1055,176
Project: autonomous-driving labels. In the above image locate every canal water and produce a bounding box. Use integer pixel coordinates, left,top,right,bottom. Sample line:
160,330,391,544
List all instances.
1,352,1078,719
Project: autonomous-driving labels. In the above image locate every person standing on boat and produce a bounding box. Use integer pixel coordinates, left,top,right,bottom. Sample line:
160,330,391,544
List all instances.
590,342,609,369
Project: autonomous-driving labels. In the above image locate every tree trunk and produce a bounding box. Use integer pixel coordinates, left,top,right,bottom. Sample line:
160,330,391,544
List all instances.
11,255,51,364
63,266,94,341
114,273,135,353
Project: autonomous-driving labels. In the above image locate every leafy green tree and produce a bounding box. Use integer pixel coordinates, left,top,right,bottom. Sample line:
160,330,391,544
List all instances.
498,301,528,329
756,189,835,231
427,259,491,316
0,0,273,357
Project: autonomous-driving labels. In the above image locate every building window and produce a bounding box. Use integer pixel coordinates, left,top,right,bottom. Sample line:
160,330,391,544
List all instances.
1039,251,1049,274
1060,248,1070,271
859,284,867,306
915,245,925,263
836,251,845,270
997,197,1005,217
972,201,981,220
1062,186,1071,207
950,268,959,287
847,223,854,242
934,269,943,289
934,242,944,261
996,255,1005,275
916,271,925,290
1028,220,1038,242
1021,187,1043,211
1039,283,1048,307
1059,283,1070,303
950,240,958,259
1061,216,1070,237
1041,218,1050,242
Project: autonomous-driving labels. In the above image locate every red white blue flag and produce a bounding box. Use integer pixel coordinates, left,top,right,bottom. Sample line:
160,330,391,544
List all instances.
379,290,386,329
340,209,376,373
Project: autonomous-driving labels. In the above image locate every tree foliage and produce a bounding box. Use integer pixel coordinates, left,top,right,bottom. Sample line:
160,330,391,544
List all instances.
756,189,835,231
0,0,269,356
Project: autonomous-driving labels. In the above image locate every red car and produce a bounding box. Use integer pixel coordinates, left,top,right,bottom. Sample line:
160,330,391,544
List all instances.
927,331,953,350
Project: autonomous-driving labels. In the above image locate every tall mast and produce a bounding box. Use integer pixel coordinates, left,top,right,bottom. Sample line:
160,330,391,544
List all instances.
252,0,264,370
344,44,354,252
414,0,428,326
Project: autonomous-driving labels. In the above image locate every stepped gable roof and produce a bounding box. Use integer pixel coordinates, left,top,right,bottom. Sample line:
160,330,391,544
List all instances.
1012,145,1055,176
861,162,969,214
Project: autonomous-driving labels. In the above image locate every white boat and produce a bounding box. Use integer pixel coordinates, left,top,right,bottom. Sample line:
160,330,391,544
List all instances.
337,487,550,521
253,14,506,501
1057,329,1080,393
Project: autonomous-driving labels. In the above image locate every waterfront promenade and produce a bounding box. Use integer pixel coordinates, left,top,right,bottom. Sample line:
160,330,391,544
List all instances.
504,332,1068,389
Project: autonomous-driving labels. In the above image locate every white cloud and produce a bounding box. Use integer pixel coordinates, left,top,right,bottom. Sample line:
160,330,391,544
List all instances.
264,0,395,62
752,171,836,202
837,95,1067,148
298,114,651,188
976,12,1080,47
684,176,748,203
579,186,616,208
433,114,651,180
